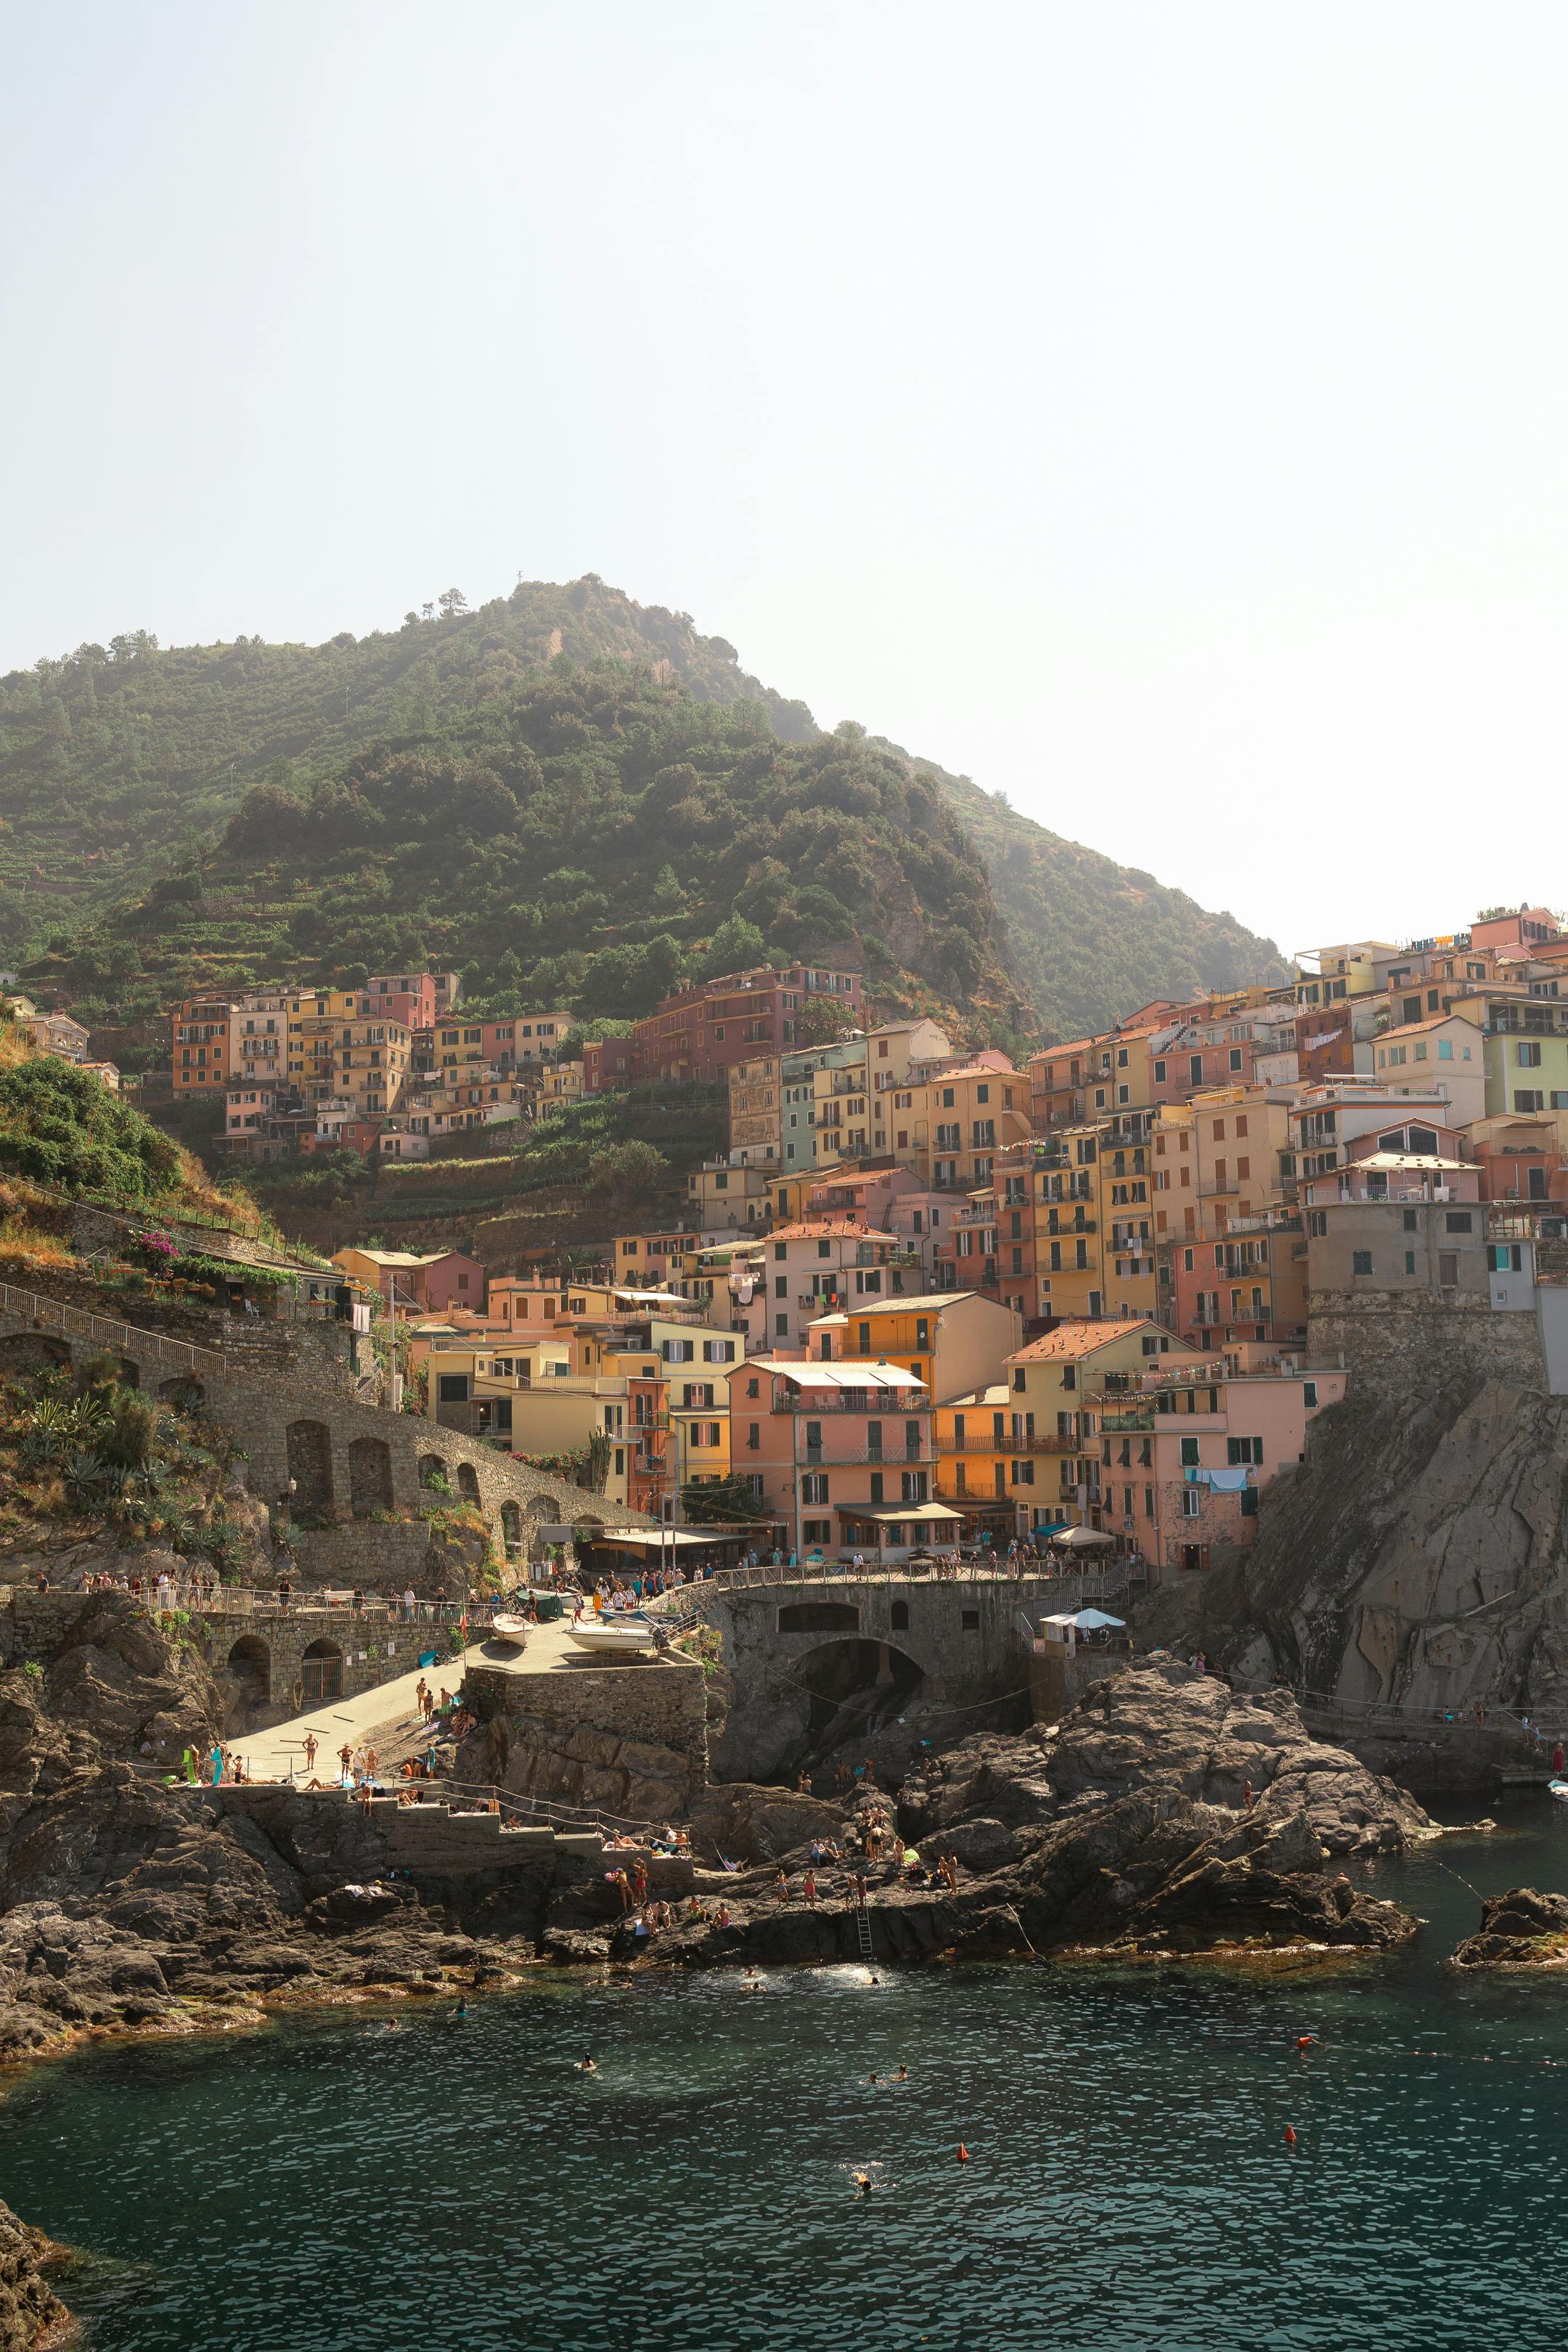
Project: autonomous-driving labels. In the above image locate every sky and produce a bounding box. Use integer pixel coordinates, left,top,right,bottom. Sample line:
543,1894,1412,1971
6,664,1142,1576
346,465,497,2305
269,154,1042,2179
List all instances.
2,1,1566,957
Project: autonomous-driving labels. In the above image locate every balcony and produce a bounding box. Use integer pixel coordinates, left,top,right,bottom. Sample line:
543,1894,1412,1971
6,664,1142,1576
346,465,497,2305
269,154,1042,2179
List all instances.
772,1387,931,1412
954,1431,1082,1455
801,1445,931,1468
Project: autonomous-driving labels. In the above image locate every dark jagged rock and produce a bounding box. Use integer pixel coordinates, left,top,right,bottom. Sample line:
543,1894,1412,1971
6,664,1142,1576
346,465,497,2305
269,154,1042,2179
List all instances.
899,1662,1432,1854
1451,1887,1568,1970
0,1612,1432,2057
688,1782,847,1865
0,2195,73,2351
625,1788,1415,1969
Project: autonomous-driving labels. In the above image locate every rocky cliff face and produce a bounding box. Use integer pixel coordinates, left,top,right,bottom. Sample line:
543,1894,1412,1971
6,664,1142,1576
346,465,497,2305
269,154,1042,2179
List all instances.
0,2200,72,2351
1207,1381,1568,1723
899,1662,1432,1853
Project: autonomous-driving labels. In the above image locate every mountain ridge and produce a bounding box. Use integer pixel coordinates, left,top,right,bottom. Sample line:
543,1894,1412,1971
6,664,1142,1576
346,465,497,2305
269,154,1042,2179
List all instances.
3,577,1286,1040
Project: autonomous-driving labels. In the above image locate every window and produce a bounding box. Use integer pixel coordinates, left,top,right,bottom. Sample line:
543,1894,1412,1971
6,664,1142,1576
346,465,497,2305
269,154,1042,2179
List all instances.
1229,1048,1243,1071
1515,1090,1545,1114
1227,1436,1263,1465
1180,1436,1200,1466
1302,1381,1318,1408
1153,1060,1167,1084
1240,1488,1259,1519
1439,1253,1458,1287
801,1473,828,1504
746,1377,760,1398
1405,1251,1417,1275
1182,1487,1201,1519
775,1314,789,1336
802,1517,831,1543
1518,1041,1543,1066
961,1609,980,1630
1352,1251,1373,1275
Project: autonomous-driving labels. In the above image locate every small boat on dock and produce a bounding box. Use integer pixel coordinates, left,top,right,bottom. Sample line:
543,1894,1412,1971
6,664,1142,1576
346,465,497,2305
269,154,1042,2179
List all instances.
566,1615,660,1657
489,1614,531,1650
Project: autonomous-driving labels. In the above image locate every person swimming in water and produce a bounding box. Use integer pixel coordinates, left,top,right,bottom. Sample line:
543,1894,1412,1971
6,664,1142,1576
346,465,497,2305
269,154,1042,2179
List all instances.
894,2065,908,2081
867,2070,878,2084
574,2052,597,2073
854,2171,873,2197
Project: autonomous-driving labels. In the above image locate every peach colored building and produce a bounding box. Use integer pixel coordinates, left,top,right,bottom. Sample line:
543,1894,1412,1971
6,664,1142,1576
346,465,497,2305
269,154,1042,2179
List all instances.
726,1355,945,1561
1087,1355,1347,1573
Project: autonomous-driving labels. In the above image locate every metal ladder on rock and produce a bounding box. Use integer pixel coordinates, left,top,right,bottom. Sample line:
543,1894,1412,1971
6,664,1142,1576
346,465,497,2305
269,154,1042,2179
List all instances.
854,1895,874,1962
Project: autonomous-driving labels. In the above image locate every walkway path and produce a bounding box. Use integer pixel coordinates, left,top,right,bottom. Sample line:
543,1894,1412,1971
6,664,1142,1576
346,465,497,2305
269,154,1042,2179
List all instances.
229,1614,589,1780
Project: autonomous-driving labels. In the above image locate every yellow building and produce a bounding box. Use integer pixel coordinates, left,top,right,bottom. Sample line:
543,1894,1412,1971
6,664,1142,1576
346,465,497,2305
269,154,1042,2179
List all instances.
421,1338,630,1505
935,1381,1028,1540
1003,1318,1207,1536
886,1061,1031,1193
807,1290,1021,1400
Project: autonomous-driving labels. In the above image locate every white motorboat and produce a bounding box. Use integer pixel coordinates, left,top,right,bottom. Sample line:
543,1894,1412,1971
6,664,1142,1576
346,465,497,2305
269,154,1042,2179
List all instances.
489,1614,531,1649
566,1614,659,1656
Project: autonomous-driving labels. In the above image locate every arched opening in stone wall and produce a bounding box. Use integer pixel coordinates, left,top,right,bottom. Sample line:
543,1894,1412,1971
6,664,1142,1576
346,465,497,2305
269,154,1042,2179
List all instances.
225,1635,271,1727
532,1493,561,1522
500,1500,523,1561
115,1357,140,1389
159,1375,205,1409
418,1453,449,1490
301,1638,343,1704
348,1436,393,1516
778,1601,860,1635
456,1461,481,1504
793,1637,924,1755
287,1419,334,1515
0,1334,71,1379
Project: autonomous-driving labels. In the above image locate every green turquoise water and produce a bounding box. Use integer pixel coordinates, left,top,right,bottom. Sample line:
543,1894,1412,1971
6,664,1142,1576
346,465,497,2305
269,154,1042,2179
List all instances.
2,1800,1567,2351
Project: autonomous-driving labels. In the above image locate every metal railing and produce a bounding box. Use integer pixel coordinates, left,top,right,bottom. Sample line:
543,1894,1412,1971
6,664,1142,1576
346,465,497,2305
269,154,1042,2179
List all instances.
0,1281,224,1378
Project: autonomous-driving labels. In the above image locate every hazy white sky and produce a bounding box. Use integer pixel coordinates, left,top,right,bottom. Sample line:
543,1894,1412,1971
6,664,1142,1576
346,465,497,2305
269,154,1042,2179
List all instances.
3,2,1565,955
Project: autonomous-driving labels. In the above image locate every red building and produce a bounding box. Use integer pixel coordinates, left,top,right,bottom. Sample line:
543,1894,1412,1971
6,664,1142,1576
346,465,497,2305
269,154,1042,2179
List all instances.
632,961,862,1085
584,1035,634,1092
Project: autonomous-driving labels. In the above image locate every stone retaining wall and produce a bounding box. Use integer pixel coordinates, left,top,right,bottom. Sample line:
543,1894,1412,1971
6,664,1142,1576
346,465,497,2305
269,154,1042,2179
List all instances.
197,1603,454,1727
289,1523,443,1588
0,1284,645,1575
699,1575,1055,1780
467,1657,707,1769
1307,1291,1548,1401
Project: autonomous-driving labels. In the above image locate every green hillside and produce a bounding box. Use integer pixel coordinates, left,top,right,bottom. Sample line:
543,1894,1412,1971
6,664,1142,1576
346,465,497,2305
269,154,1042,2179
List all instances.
915,761,1288,1041
3,575,1285,1040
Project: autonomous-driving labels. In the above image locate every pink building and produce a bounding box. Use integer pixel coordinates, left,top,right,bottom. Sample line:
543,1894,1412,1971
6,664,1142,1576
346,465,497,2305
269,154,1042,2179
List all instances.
740,1220,923,1354
726,1355,944,1561
1089,1356,1347,1573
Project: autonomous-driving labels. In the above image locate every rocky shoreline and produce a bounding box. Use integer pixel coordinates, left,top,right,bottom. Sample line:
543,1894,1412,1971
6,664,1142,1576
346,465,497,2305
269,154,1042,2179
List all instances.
0,1612,1454,2065
0,2197,75,2351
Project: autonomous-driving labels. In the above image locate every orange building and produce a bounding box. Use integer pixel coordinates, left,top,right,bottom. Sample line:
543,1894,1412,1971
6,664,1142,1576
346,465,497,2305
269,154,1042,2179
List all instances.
171,993,235,1093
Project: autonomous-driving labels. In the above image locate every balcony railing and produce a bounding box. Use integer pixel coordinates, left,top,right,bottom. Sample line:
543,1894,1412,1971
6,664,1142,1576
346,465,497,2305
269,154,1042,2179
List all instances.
801,1445,932,1468
772,1388,931,1413
952,1431,1081,1455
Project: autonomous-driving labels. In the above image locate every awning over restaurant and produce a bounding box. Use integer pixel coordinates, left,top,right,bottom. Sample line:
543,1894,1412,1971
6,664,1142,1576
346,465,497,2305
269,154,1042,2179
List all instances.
835,1502,965,1525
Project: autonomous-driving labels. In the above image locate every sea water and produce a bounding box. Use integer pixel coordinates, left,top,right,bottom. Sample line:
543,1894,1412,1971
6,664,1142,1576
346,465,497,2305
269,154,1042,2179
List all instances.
2,1799,1567,2351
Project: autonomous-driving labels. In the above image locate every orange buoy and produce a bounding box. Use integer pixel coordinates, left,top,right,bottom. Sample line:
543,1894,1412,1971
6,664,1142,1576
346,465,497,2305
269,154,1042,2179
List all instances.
957,2143,971,2163
1296,2035,1317,2049
1283,2125,1297,2147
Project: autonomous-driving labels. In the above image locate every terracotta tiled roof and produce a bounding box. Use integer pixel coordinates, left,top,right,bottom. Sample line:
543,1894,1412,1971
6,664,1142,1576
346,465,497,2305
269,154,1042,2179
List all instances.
767,1220,896,1241
1008,1318,1155,1363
